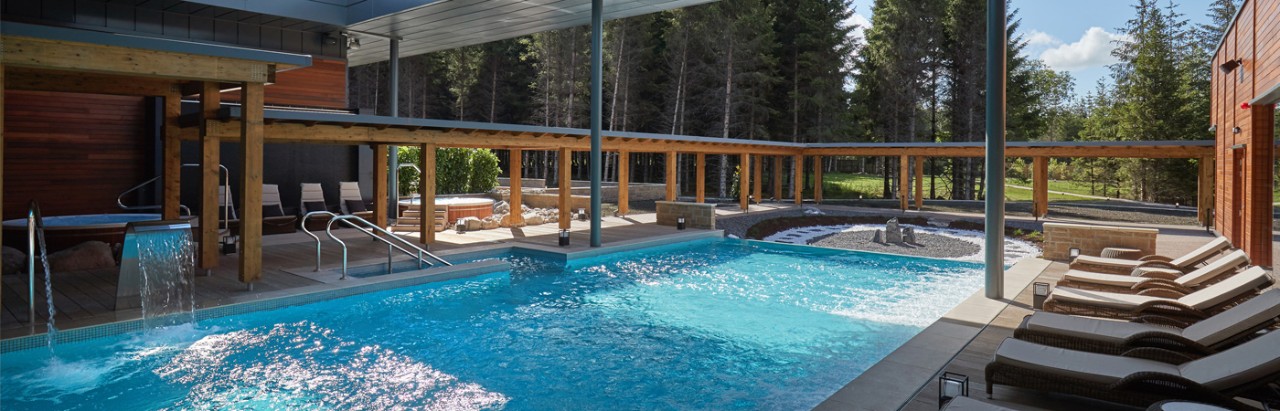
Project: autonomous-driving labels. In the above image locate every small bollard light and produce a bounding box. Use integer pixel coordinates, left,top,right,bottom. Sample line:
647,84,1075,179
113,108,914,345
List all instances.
220,235,238,255
559,229,570,246
1069,247,1081,259
456,219,466,234
1033,282,1051,309
938,372,969,409
578,208,588,221
677,217,686,230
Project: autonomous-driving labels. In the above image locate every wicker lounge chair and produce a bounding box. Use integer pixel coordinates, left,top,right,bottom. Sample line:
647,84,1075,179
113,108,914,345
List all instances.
338,181,374,220
1057,250,1250,294
1042,267,1274,321
985,330,1280,409
1070,237,1232,275
1016,289,1280,361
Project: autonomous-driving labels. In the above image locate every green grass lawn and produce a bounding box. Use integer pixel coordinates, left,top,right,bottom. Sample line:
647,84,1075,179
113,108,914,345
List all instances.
824,172,1094,201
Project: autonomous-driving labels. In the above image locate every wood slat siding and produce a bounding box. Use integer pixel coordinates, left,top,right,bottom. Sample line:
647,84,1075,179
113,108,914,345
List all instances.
2,90,147,220
1211,0,1279,267
221,59,347,109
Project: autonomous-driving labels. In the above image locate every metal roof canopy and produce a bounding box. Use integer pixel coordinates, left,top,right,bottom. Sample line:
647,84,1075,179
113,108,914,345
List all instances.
184,0,719,66
0,21,314,69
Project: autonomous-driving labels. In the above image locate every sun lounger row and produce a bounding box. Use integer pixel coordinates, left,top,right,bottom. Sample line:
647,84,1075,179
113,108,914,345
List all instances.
219,182,374,234
981,237,1280,409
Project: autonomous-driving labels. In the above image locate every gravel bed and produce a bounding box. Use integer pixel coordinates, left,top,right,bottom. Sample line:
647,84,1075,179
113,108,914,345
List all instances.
811,231,980,259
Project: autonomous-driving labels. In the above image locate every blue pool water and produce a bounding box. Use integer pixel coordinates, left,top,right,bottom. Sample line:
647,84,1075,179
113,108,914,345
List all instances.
1,239,984,410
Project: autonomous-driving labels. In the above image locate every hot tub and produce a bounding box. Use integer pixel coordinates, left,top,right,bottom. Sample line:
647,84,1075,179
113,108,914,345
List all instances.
398,197,495,223
2,213,162,253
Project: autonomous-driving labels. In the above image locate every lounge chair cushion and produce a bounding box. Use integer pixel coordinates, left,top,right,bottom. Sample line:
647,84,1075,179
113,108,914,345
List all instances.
1167,237,1232,267
1050,288,1164,310
263,204,285,217
993,338,1179,384
1181,289,1280,347
1024,312,1172,345
1178,330,1280,391
304,201,327,214
345,199,367,213
1177,267,1270,310
1062,250,1248,289
1061,270,1150,288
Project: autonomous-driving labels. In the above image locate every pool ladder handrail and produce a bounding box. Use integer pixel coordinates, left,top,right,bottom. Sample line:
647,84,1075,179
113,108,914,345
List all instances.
116,164,234,226
26,200,46,325
301,211,451,279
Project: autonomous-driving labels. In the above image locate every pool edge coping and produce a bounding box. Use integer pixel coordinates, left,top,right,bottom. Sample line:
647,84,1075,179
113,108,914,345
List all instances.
811,257,1053,411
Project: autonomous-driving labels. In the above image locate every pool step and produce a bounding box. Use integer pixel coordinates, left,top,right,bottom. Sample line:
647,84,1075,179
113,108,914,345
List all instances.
391,209,447,232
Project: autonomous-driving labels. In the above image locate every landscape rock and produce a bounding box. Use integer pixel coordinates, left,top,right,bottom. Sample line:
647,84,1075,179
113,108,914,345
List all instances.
524,214,544,225
48,241,116,272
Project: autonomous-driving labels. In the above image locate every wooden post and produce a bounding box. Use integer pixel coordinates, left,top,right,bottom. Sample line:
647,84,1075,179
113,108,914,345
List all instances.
199,82,221,270
1,63,5,254
162,91,182,220
914,156,925,209
1198,156,1214,226
1033,156,1049,218
237,82,264,284
899,155,909,211
665,151,677,201
617,150,630,215
773,156,783,201
813,155,823,203
420,144,436,245
752,155,763,204
793,155,804,205
372,144,389,228
739,153,750,210
510,149,525,225
695,153,706,203
559,147,572,230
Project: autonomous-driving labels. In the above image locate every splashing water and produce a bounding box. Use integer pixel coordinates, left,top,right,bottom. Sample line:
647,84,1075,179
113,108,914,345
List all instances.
32,219,58,351
135,228,196,330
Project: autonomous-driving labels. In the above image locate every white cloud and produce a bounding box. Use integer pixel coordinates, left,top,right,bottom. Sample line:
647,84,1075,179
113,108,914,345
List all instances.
1039,27,1130,71
1024,30,1061,47
843,12,870,43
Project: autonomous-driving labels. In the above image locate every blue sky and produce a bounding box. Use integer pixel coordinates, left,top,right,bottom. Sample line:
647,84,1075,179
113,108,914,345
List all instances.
848,0,1220,97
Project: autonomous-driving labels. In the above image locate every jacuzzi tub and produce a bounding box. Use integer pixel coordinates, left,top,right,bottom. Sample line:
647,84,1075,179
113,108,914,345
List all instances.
398,197,495,223
2,213,162,253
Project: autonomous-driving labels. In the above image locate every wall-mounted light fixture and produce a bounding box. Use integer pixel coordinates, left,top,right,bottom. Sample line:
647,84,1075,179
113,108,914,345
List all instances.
1219,58,1242,73
1208,124,1217,133
347,35,361,50
1233,126,1242,134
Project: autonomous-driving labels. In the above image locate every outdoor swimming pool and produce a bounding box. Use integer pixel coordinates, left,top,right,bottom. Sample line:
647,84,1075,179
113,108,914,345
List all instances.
1,239,985,410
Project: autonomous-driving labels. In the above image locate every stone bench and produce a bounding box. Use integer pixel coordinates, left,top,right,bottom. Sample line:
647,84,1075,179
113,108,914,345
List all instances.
1042,222,1157,261
655,201,716,230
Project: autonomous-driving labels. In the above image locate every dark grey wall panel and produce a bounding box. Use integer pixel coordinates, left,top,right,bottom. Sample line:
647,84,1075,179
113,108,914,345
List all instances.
74,0,106,26
179,142,361,214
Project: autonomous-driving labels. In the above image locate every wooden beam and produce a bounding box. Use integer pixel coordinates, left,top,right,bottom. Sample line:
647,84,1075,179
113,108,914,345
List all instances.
372,144,389,228
665,151,677,201
806,145,1213,159
163,92,182,220
1198,156,1214,226
237,82,264,284
4,67,182,96
420,144,437,244
510,149,526,225
739,153,750,211
752,155,763,204
914,156,925,209
899,155,909,211
695,153,706,203
773,156,782,201
793,155,804,205
199,82,221,271
1033,156,1049,218
618,150,630,215
813,155,823,203
559,147,572,230
2,35,277,83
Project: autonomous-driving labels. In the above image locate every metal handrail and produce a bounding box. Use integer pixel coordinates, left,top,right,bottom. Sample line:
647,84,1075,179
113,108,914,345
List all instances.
115,164,231,222
26,200,44,324
302,212,450,279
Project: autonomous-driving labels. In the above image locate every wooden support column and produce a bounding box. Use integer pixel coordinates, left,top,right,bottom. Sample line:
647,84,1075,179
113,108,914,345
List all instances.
162,91,182,220
665,151,677,201
739,153,750,211
420,144,436,245
237,82,264,284
510,149,526,225
1033,156,1049,218
1197,156,1214,227
793,155,804,205
899,155,909,211
773,156,783,201
372,144,389,228
617,151,630,215
199,82,221,270
813,156,823,203
752,155,763,204
559,147,572,230
914,156,925,209
695,153,706,203
1,63,4,254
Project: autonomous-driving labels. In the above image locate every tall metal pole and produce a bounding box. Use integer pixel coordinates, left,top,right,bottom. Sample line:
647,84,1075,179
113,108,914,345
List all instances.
388,38,400,221
589,0,603,247
984,0,1007,299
